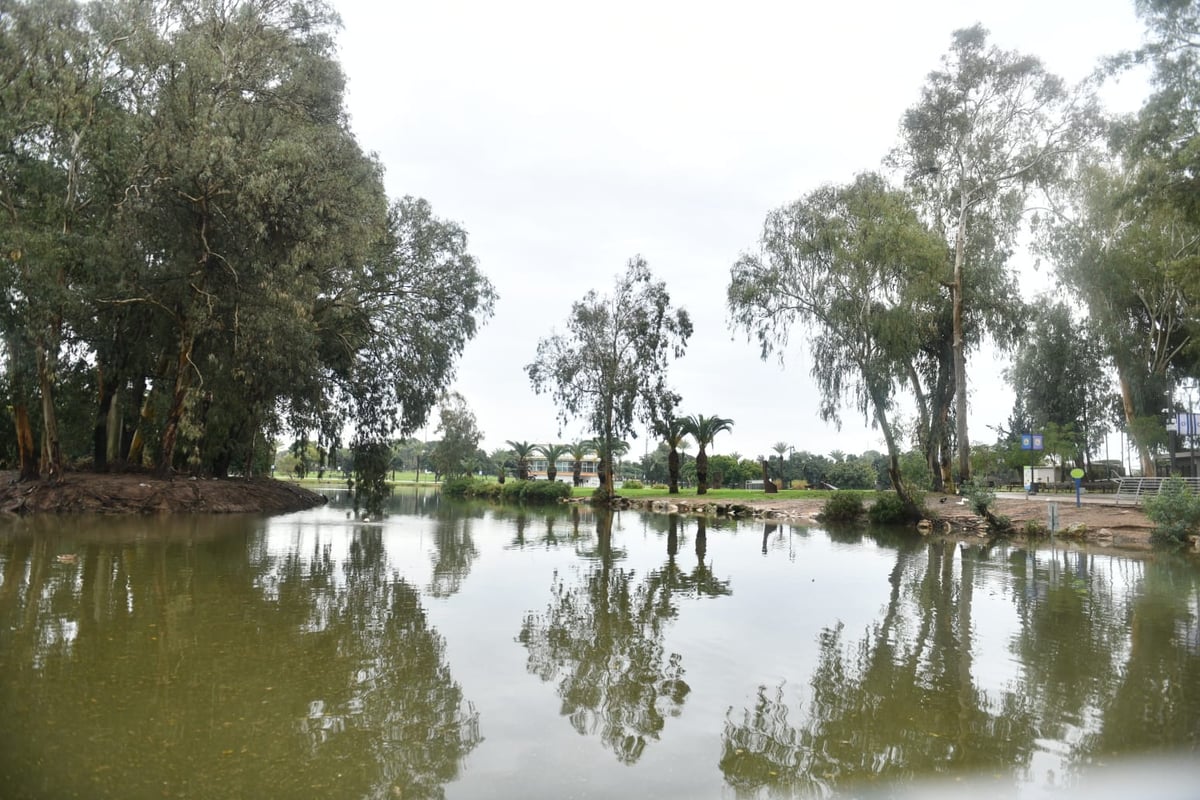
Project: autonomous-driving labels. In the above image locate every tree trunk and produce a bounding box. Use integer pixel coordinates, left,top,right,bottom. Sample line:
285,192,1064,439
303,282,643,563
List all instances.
93,376,116,472
35,344,63,481
13,403,39,482
157,333,195,476
1118,371,1155,476
572,459,581,487
952,212,969,488
696,448,709,495
668,448,680,494
872,383,923,523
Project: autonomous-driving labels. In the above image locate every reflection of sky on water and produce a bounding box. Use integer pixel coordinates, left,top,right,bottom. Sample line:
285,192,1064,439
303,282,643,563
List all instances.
4,495,1197,800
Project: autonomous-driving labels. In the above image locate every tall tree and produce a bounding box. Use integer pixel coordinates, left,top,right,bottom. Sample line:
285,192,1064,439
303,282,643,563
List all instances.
890,24,1095,484
682,414,734,495
1004,301,1114,470
728,172,946,521
527,257,692,499
430,392,483,478
1035,157,1195,474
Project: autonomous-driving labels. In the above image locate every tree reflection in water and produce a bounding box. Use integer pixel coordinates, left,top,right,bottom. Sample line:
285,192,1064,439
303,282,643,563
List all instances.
518,510,703,763
0,520,481,800
721,540,1038,797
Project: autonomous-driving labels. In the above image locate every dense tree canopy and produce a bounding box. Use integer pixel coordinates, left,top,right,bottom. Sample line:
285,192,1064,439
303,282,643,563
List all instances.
0,0,493,485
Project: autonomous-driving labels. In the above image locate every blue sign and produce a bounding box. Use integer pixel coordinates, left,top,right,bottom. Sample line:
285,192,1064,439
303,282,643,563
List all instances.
1178,413,1200,436
1021,433,1045,451
1032,434,1044,451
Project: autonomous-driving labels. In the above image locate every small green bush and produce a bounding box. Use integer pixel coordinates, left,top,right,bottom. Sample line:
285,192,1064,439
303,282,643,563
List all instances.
651,483,669,491
867,493,912,524
1024,519,1049,536
622,479,644,490
1145,478,1200,545
820,491,864,522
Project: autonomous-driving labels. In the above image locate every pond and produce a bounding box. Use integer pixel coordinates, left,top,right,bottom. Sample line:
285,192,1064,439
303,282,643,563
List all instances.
1,488,1199,799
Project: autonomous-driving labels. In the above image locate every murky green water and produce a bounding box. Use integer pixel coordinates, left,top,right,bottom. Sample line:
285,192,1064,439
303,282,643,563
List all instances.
2,489,1199,799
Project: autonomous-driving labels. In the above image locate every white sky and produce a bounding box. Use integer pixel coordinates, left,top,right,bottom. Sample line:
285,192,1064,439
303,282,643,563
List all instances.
331,0,1150,462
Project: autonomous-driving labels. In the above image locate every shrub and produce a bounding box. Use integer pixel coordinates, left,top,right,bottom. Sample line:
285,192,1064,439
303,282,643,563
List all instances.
1145,478,1200,545
523,480,572,504
621,479,644,490
442,476,474,498
868,493,913,524
819,491,864,522
651,483,669,491
1024,519,1049,536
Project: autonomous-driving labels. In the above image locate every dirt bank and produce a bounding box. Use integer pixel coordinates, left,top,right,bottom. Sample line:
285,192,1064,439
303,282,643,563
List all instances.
0,471,326,515
632,492,1159,550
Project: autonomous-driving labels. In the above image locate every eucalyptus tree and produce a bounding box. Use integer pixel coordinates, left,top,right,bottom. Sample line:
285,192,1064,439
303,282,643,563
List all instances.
527,257,692,499
536,443,570,483
505,440,536,481
0,0,136,479
728,172,946,521
682,415,734,495
653,415,690,494
430,392,483,478
1034,157,1196,474
1004,302,1113,469
890,24,1096,484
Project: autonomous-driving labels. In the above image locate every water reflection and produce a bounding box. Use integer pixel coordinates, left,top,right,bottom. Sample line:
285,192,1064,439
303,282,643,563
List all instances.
1,499,1199,799
0,514,479,800
518,511,705,763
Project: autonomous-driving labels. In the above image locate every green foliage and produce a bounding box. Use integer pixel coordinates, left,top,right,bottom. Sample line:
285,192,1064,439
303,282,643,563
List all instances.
0,0,494,480
826,459,877,490
622,479,644,490
867,493,917,525
446,478,570,505
430,392,484,477
1145,479,1200,545
962,478,997,518
527,257,692,499
351,441,392,518
441,476,475,498
1024,519,1049,536
819,491,866,522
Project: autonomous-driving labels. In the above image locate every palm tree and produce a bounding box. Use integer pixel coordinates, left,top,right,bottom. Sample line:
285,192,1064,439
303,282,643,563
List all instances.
772,441,790,487
682,414,734,495
655,416,690,494
490,447,514,483
536,443,570,483
505,440,536,481
568,441,591,487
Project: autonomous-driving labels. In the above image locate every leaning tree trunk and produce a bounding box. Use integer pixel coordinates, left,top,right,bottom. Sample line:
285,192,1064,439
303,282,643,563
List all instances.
871,384,923,523
36,343,63,482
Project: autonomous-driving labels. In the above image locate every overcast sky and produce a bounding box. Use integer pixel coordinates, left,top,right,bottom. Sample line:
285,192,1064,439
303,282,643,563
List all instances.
329,0,1149,463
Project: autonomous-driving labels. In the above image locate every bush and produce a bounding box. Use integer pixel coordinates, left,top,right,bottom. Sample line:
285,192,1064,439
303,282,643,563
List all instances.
819,491,864,522
442,476,474,498
1023,519,1049,536
651,483,669,491
621,479,644,490
523,480,572,504
868,492,913,524
1145,478,1200,545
